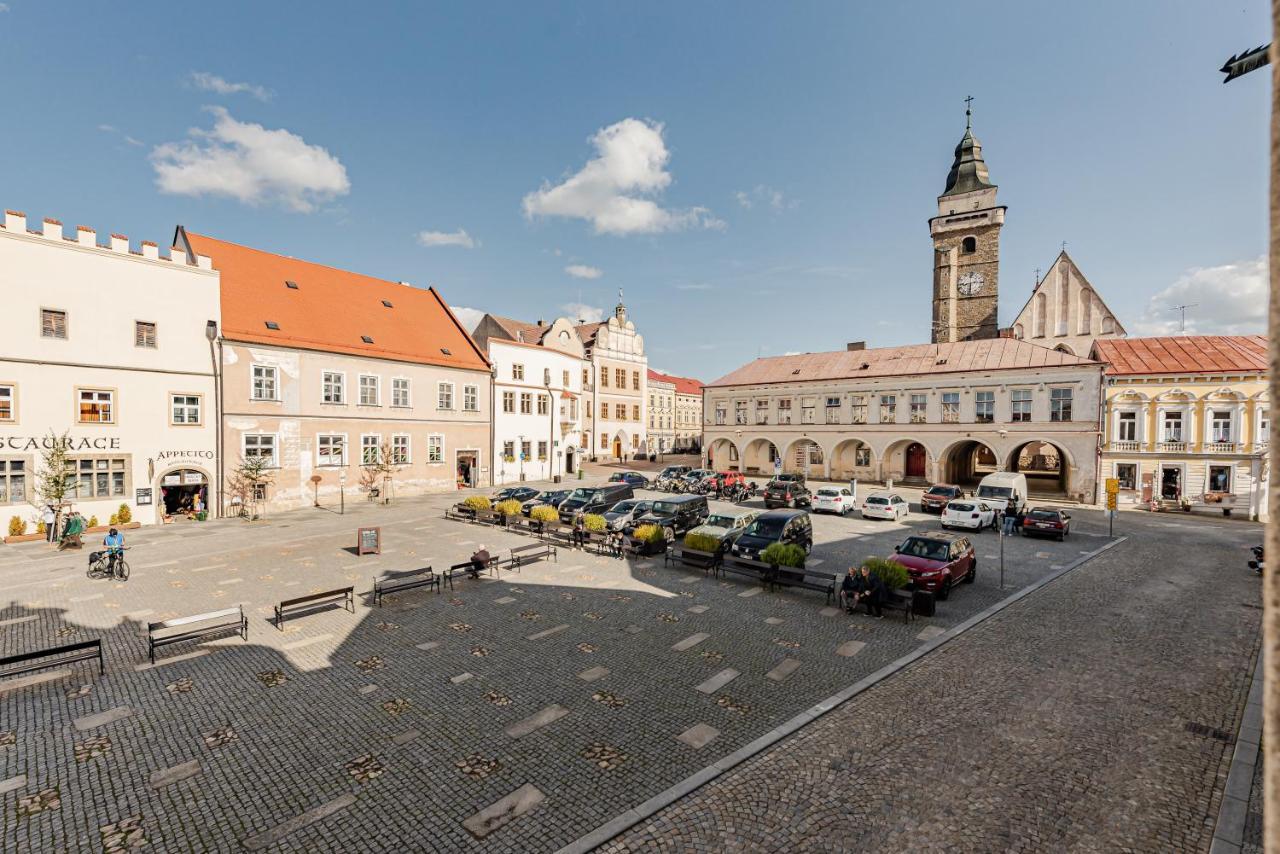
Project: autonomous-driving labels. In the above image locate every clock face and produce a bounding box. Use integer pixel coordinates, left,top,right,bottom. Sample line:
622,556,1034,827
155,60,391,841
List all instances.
958,272,985,296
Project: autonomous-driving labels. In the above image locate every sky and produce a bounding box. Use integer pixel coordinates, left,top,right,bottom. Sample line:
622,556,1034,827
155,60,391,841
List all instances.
0,1,1270,381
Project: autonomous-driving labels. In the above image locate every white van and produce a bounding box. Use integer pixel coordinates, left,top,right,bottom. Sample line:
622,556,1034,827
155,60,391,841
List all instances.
975,472,1028,513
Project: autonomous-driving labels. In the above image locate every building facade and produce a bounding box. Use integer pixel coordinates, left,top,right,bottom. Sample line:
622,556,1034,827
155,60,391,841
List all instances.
674,376,704,452
0,209,220,528
703,339,1104,502
579,297,648,460
1009,251,1126,357
177,229,491,515
646,371,675,454
1093,336,1268,520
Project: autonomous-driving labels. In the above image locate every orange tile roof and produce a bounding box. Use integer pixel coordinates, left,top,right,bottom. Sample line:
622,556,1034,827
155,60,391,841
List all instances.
1092,335,1267,376
648,369,704,395
707,338,1097,387
182,230,489,372
489,315,552,344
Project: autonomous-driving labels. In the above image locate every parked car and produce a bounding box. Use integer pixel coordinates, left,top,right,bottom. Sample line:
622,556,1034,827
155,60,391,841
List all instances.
630,494,709,540
1022,507,1071,540
770,472,806,487
658,465,692,480
891,531,976,600
763,479,812,510
920,484,965,514
812,486,856,515
861,491,908,521
686,508,760,553
521,489,572,516
682,469,715,486
601,498,654,531
608,471,650,489
940,499,997,531
731,509,813,560
558,483,635,523
492,486,540,505
976,472,1029,514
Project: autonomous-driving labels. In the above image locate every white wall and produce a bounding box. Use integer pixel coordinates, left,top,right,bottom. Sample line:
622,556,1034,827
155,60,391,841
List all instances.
490,340,584,484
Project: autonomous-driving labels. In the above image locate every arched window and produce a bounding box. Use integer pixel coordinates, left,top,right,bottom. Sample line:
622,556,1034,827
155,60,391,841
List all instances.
961,236,977,254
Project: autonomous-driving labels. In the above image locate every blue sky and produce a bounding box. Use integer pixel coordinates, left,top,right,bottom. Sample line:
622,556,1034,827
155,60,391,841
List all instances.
0,1,1269,380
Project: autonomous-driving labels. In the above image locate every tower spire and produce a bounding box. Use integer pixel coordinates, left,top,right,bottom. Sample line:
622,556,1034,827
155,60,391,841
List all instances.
941,98,995,198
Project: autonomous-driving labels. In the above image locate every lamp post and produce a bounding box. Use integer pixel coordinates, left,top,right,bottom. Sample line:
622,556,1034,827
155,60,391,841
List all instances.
518,434,525,482
545,368,555,482
338,468,346,516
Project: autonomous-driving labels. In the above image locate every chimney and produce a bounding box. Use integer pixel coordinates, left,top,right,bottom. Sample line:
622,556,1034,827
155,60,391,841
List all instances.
42,217,63,240
110,233,128,254
4,210,25,233
141,240,159,260
76,225,96,247
536,319,545,326
846,341,866,352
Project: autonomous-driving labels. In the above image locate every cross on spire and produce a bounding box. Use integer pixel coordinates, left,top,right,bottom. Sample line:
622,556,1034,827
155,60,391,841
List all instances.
1061,240,1068,253
964,95,974,128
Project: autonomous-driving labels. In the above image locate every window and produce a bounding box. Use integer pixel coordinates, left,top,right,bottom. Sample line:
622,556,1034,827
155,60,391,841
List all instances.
599,402,608,419
252,365,278,401
825,397,841,424
520,439,531,460
358,375,380,406
511,364,525,381
1260,409,1270,442
0,459,27,504
632,371,640,390
1050,388,1073,422
521,393,532,415
41,308,67,339
583,368,590,387
437,382,454,410
322,371,345,404
715,406,727,426
855,446,871,467
1208,464,1232,493
391,435,410,465
562,370,570,387
427,435,444,463
317,434,346,466
0,385,13,421
615,368,626,387
600,369,609,388
616,403,627,420
171,394,201,424
1011,389,1032,422
1163,411,1183,442
961,236,977,254
244,434,277,466
78,389,114,423
1117,411,1137,441
463,385,478,412
777,399,792,425
537,394,549,416
503,441,514,460
537,440,548,460
1211,410,1233,443
1115,463,1137,491
392,378,411,408
502,391,515,413
632,404,640,420
910,394,927,423
851,396,867,424
361,434,382,465
942,392,960,423
735,401,748,424
600,433,608,448
755,399,769,424
252,482,268,501
801,400,815,424
135,321,157,348
71,457,127,499
975,391,995,423
569,398,577,420
879,394,896,423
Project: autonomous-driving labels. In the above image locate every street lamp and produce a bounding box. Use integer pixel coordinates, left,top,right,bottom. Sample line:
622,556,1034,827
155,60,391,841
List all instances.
338,468,346,516
545,368,555,482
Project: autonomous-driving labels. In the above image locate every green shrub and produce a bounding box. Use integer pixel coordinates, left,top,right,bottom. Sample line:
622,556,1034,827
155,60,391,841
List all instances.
683,532,722,553
632,524,665,544
494,499,523,517
115,503,132,524
530,505,559,523
7,516,26,537
583,513,607,533
88,516,100,529
865,556,909,590
36,521,47,535
761,542,806,568
462,496,492,512
108,513,118,525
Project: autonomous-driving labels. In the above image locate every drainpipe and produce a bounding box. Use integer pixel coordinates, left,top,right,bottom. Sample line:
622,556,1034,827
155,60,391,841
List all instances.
205,321,221,518
488,364,496,489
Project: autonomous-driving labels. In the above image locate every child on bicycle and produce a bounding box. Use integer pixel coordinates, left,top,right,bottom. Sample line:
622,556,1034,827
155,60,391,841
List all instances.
103,527,125,574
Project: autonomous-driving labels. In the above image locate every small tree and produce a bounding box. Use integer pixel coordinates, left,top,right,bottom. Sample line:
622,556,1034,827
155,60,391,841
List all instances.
35,430,76,537
226,455,275,520
359,441,396,503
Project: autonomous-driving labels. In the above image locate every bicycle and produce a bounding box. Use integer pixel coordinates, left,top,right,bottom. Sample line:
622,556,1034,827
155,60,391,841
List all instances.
87,547,130,581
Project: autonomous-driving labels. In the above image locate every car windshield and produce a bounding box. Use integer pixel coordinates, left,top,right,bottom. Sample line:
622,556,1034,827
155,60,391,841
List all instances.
948,502,974,512
899,537,949,562
609,500,638,514
566,488,592,501
926,486,954,496
866,497,888,505
977,485,1012,499
661,468,684,477
744,517,785,537
1028,510,1059,521
704,514,736,527
652,501,682,515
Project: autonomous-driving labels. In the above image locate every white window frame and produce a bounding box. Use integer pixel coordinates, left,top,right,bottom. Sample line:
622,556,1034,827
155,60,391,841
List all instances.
521,393,532,415
358,374,380,407
251,364,279,402
135,320,157,349
1207,463,1234,493
170,393,202,425
78,388,115,424
390,433,411,465
322,371,346,405
427,434,444,464
1049,387,1073,423
537,394,549,416
463,384,478,412
1116,410,1139,442
1210,409,1234,443
502,391,515,413
40,307,67,340
1010,388,1032,423
361,433,382,465
512,364,525,381
974,390,995,424
0,384,15,422
392,377,411,408
437,382,455,411
317,433,348,467
1114,461,1137,491
1161,409,1185,442
243,433,278,467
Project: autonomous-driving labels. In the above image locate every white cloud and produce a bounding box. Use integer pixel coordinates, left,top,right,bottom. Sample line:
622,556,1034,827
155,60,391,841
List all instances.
523,118,722,235
1135,256,1267,335
151,107,350,213
735,185,795,211
124,136,144,147
98,124,145,146
450,305,487,334
190,71,272,102
675,282,713,291
0,4,10,11
97,124,116,133
562,302,604,324
565,264,602,279
417,228,478,249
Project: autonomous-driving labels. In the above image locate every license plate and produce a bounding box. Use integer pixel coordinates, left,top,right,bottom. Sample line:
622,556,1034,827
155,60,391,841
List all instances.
1036,523,1052,529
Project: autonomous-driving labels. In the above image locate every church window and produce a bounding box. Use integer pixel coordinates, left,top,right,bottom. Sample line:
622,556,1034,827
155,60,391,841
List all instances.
1101,315,1115,335
1056,270,1070,336
961,236,977,254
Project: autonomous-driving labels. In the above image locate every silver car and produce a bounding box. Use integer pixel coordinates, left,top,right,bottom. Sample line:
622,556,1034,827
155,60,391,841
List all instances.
601,499,653,531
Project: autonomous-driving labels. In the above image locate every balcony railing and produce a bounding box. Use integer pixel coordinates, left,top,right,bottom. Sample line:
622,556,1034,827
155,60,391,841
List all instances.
1111,440,1141,452
1157,441,1187,453
1205,442,1237,453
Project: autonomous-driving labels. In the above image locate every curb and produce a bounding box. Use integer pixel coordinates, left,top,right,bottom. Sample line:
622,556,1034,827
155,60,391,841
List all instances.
556,535,1130,854
1209,652,1264,854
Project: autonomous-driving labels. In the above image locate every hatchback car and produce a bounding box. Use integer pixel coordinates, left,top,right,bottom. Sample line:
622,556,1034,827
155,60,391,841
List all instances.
861,491,908,521
608,471,650,489
730,509,813,560
891,532,976,600
686,508,760,552
601,498,653,531
940,500,997,531
1022,507,1071,540
492,486,540,505
521,489,571,516
764,479,812,510
920,484,965,514
812,487,856,515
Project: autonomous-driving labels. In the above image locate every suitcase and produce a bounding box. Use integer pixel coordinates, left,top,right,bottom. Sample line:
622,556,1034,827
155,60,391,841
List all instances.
912,589,936,617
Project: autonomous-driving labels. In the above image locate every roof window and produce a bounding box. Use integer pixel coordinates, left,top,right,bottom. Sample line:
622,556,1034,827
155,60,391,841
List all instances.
440,347,452,356
361,335,374,344
265,321,280,330
381,299,394,308
285,280,299,289
791,369,801,375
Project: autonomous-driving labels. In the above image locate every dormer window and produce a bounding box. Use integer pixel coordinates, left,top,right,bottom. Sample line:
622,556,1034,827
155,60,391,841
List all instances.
440,348,451,356
265,321,280,330
381,300,393,308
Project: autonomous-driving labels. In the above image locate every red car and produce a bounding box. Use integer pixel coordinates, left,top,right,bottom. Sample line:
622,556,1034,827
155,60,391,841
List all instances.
1022,507,1071,541
919,484,964,514
890,532,976,600
712,471,747,490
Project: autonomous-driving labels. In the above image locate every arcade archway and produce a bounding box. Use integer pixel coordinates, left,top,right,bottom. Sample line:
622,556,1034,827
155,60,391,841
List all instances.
830,439,873,481
939,439,998,487
1008,440,1070,496
709,438,740,471
742,438,779,475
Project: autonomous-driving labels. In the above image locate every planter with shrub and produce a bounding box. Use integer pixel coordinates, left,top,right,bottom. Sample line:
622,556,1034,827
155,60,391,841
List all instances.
761,542,806,569
493,499,523,521
530,505,559,527
459,496,491,515
630,523,667,555
682,531,723,554
583,514,607,533
864,556,910,591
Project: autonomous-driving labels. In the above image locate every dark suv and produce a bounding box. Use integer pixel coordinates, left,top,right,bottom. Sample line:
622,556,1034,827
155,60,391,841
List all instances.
763,478,812,509
630,494,709,540
919,484,964,514
730,509,813,561
558,483,634,523
891,531,976,600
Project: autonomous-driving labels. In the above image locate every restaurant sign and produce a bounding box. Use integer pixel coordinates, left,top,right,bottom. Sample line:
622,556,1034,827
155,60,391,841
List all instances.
1,435,121,451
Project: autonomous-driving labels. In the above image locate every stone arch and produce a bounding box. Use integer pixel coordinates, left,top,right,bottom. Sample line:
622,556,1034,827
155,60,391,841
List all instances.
741,437,780,475
879,437,932,484
1054,343,1075,356
1006,438,1075,497
609,429,630,460
782,437,825,478
708,438,740,471
157,464,213,519
830,438,874,481
937,438,1000,487
961,236,977,254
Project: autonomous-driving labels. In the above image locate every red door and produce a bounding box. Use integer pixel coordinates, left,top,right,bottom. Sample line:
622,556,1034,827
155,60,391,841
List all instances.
905,443,926,478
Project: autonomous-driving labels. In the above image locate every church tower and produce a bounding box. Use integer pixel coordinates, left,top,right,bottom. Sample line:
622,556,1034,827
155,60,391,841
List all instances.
929,102,1006,343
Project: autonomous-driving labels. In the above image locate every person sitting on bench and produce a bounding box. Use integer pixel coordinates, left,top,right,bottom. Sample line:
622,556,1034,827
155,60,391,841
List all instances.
839,566,861,613
607,530,623,559
468,545,490,579
854,565,885,618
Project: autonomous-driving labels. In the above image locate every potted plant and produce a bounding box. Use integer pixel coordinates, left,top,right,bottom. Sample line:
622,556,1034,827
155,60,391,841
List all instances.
683,531,723,555
460,496,490,517
530,505,559,531
865,556,910,592
630,523,667,556
761,542,807,571
494,499,523,524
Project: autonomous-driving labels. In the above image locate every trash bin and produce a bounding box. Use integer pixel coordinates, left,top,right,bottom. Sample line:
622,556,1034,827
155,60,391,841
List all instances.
553,475,562,483
911,589,936,618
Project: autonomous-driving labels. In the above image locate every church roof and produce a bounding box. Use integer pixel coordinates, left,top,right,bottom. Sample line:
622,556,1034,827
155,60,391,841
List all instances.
941,112,996,198
1092,335,1267,376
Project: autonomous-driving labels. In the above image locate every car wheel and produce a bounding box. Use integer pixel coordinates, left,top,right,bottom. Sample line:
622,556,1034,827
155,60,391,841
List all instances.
936,577,951,601
663,526,675,542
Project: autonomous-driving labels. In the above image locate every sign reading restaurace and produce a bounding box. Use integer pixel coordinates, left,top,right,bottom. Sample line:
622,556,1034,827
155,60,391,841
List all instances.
1,435,122,451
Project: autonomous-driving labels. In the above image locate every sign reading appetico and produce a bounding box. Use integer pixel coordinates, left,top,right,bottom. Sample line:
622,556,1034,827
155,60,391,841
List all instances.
154,450,215,461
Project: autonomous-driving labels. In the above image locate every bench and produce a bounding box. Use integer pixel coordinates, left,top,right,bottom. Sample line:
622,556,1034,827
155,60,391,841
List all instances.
545,524,582,550
510,542,557,569
444,556,500,589
506,516,542,537
665,546,721,576
722,555,774,587
0,638,103,679
473,508,502,527
444,504,475,522
147,607,248,664
769,566,836,605
880,590,916,623
274,587,354,630
584,530,615,556
372,567,439,606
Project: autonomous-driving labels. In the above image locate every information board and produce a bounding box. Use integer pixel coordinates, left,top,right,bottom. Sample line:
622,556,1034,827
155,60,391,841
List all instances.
357,526,381,556
136,488,153,506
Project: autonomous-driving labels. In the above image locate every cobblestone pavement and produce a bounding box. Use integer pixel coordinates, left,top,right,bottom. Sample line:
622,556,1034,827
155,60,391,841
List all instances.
603,511,1263,853
0,481,1241,852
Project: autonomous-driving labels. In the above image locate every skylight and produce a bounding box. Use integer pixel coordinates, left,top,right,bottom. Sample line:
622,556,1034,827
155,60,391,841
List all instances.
285,280,298,289
265,321,280,330
381,300,393,308
361,335,374,344
440,347,452,356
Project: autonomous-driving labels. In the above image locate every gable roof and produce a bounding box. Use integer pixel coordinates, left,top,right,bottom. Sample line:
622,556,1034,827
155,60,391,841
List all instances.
179,229,488,372
576,321,605,344
648,369,704,395
488,315,551,345
1092,335,1267,376
708,338,1097,387
1010,250,1128,336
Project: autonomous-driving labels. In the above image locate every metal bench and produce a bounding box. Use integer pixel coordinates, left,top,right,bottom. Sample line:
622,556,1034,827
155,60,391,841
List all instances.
506,516,542,537
444,504,475,522
770,566,836,604
584,530,617,556
147,607,248,664
444,556,500,589
274,587,354,630
0,638,103,679
722,555,774,587
372,567,439,606
880,591,916,623
665,546,721,576
510,542,557,569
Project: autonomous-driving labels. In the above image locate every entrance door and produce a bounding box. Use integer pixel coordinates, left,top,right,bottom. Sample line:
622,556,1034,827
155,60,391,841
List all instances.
905,443,926,478
160,469,209,517
612,439,622,459
565,448,575,475
1160,465,1181,501
456,451,478,488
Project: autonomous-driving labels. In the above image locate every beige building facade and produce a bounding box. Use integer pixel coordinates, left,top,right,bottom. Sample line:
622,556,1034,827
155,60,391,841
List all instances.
1010,251,1126,357
647,372,675,454
579,297,648,460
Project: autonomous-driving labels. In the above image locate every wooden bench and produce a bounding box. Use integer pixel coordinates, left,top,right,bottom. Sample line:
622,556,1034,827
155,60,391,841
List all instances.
880,590,916,623
0,638,103,679
274,587,354,630
372,567,439,606
147,607,247,664
444,555,500,589
506,516,542,537
444,504,476,522
585,530,615,556
770,566,836,604
510,542,557,569
722,555,774,587
665,546,721,576
473,508,502,526
545,524,581,550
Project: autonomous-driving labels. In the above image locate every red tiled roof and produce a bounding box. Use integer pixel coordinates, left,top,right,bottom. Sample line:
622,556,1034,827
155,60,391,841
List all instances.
707,338,1097,387
576,321,605,343
1092,335,1267,376
489,315,551,344
182,230,489,372
648,369,704,395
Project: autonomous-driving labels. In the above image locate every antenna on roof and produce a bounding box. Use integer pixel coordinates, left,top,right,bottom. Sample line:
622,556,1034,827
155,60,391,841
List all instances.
1169,303,1198,334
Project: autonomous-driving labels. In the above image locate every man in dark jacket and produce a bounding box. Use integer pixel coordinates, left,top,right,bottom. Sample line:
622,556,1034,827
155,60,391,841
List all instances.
855,565,885,618
839,566,861,613
468,545,490,579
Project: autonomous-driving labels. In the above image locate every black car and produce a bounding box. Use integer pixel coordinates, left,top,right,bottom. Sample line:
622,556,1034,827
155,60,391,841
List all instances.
731,509,813,560
492,486,540,505
521,489,571,516
763,479,812,510
608,471,650,489
558,483,635,523
629,494,709,540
